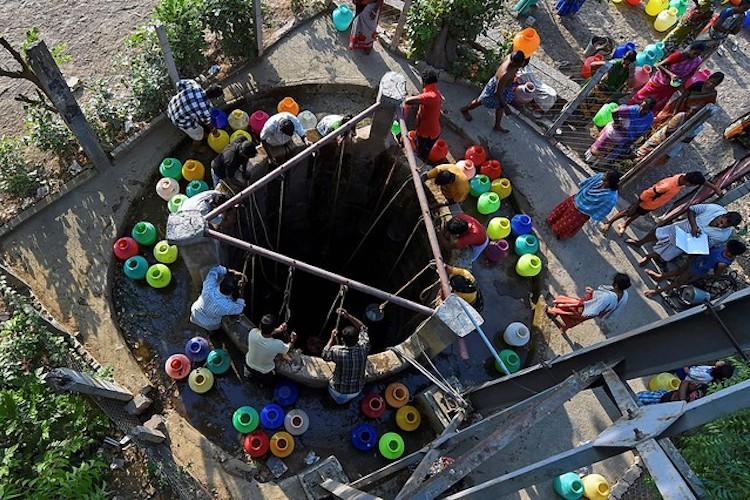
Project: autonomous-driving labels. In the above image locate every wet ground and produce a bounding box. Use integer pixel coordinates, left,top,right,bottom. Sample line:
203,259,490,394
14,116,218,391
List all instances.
111,87,537,480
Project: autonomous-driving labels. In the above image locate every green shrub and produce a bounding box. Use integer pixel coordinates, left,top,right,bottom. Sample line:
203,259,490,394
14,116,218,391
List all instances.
202,0,257,61
23,104,78,161
0,306,109,498
0,136,39,198
84,80,129,150
451,45,505,84
122,27,174,122
153,0,209,75
677,358,750,499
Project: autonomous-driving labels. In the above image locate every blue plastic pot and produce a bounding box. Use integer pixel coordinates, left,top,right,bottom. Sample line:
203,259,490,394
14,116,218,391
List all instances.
351,423,378,451
553,472,584,499
206,348,231,375
210,108,229,129
332,4,354,31
123,255,148,280
612,41,635,59
260,403,285,430
186,180,209,198
273,381,300,407
184,336,210,363
514,234,539,255
510,214,533,236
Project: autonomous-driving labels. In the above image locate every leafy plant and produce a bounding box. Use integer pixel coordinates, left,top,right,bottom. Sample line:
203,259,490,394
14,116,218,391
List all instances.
21,27,71,65
83,80,129,150
451,45,505,84
153,0,209,75
0,136,38,197
23,103,78,161
202,0,257,60
121,26,174,122
677,357,750,499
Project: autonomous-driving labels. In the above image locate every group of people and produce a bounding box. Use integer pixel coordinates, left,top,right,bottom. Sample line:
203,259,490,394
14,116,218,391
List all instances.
636,359,735,406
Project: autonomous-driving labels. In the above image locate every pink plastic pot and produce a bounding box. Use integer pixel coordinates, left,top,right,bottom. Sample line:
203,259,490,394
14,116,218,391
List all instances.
250,110,270,135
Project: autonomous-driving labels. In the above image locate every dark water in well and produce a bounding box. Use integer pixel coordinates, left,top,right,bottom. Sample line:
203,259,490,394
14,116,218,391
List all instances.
111,89,536,480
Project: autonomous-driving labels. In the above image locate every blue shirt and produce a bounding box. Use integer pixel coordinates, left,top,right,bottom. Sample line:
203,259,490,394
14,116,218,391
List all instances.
574,173,619,222
190,266,245,330
690,246,732,276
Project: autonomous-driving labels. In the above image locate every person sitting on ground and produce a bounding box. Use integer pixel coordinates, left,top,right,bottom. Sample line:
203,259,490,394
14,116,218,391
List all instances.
644,239,746,297
444,213,489,262
637,379,708,406
167,79,223,141
676,360,734,384
601,172,721,236
586,99,655,163
425,164,470,204
321,308,370,404
581,50,637,117
446,265,478,306
461,50,527,133
245,314,297,385
210,135,257,187
546,273,631,333
402,70,444,161
190,265,246,333
316,114,354,138
630,203,742,267
260,112,310,149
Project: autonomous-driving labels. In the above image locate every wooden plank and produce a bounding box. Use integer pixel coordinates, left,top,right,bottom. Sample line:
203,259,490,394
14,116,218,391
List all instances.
254,0,264,57
389,0,411,51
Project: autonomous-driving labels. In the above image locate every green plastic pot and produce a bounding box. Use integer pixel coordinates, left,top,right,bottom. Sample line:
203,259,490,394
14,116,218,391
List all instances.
159,157,183,180
168,194,188,214
378,432,405,460
207,348,231,375
131,221,157,246
233,406,260,434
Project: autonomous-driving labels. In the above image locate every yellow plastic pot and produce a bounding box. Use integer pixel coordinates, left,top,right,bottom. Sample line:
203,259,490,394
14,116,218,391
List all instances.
491,178,513,200
270,431,295,458
487,217,511,240
228,109,250,130
395,405,421,432
516,254,542,277
208,129,230,153
188,367,214,394
582,474,610,500
181,159,205,181
230,129,253,143
648,372,680,391
153,240,178,264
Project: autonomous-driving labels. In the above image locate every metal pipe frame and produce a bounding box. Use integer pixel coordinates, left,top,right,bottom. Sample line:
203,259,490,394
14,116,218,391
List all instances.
206,228,435,316
204,101,382,221
466,287,750,414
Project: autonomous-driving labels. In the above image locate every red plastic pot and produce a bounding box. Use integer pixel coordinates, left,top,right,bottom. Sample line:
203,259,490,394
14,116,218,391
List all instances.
361,393,386,419
427,139,449,163
465,145,487,167
479,160,503,180
243,430,270,458
581,54,604,79
113,237,139,261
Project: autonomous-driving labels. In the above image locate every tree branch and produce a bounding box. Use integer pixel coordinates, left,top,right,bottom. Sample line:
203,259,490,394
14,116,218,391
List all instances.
15,91,57,114
0,36,43,88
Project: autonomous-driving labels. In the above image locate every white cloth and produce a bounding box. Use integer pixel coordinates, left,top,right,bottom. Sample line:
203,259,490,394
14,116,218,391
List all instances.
190,266,245,330
179,189,223,224
180,124,205,141
316,114,344,136
582,285,628,319
260,112,305,146
686,365,714,383
245,328,290,373
654,204,732,261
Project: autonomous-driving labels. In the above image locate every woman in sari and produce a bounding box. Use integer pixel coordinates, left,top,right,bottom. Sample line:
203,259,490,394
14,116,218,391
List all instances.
629,42,706,114
652,72,723,129
546,273,631,333
581,51,636,117
586,99,655,163
547,171,621,240
662,0,718,52
349,0,384,53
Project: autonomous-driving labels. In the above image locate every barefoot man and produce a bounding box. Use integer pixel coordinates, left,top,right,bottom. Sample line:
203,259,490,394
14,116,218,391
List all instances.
461,50,526,133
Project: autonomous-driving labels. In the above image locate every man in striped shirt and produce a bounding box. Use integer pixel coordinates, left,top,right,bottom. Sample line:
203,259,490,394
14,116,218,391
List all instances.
190,265,246,333
321,308,370,404
167,79,223,141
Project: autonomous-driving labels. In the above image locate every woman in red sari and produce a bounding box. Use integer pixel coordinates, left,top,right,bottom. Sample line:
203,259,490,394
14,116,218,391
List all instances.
349,0,384,53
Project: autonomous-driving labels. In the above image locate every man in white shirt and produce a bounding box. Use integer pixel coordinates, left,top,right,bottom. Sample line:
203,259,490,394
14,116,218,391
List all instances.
245,313,298,385
190,265,246,333
260,112,310,163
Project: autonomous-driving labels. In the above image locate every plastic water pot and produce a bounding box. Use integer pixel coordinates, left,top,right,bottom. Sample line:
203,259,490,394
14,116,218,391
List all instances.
645,0,668,15
123,256,149,280
485,239,510,262
182,159,205,181
184,336,210,363
260,403,285,430
233,406,260,433
332,4,354,31
582,474,610,500
428,139,449,163
491,178,513,200
230,129,253,143
146,264,172,288
156,177,179,201
593,102,619,128
159,158,182,180
168,194,188,214
634,65,652,90
477,192,501,215
553,472,584,499
465,144,488,166
515,234,539,255
655,8,679,32
243,430,269,458
385,383,409,408
644,41,665,62
612,41,636,58
351,423,378,451
228,109,250,131
250,110,270,135
153,240,178,264
457,159,476,179
208,129,230,153
361,393,386,419
669,0,687,16
207,348,231,374
495,349,522,374
469,175,491,197
270,431,295,458
274,381,300,406
487,217,512,240
277,97,300,115
132,221,157,246
284,409,310,436
188,367,214,394
636,48,657,67
512,28,541,57
516,254,542,277
479,160,502,180
297,110,318,130
210,108,229,129
113,237,139,260
649,372,681,391
511,214,533,236
390,120,401,136
581,54,604,79
164,353,191,380
186,180,209,198
378,432,405,460
503,322,531,347
395,405,421,432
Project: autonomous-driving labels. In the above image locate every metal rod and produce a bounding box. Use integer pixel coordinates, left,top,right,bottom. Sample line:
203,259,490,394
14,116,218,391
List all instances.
206,229,435,316
205,101,382,221
456,296,506,374
705,301,750,363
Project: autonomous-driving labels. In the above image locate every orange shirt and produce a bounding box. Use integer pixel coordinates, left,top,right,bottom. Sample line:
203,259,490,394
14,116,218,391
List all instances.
415,83,443,139
638,174,684,211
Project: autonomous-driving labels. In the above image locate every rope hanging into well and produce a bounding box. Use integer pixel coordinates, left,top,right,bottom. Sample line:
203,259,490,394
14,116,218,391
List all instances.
373,261,436,318
279,265,294,323
318,284,348,337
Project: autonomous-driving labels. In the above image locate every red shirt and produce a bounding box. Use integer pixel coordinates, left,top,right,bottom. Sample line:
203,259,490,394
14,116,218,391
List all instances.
455,213,487,248
416,83,443,139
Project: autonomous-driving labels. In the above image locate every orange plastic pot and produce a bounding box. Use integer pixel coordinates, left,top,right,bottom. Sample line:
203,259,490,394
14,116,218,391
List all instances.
384,383,409,408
